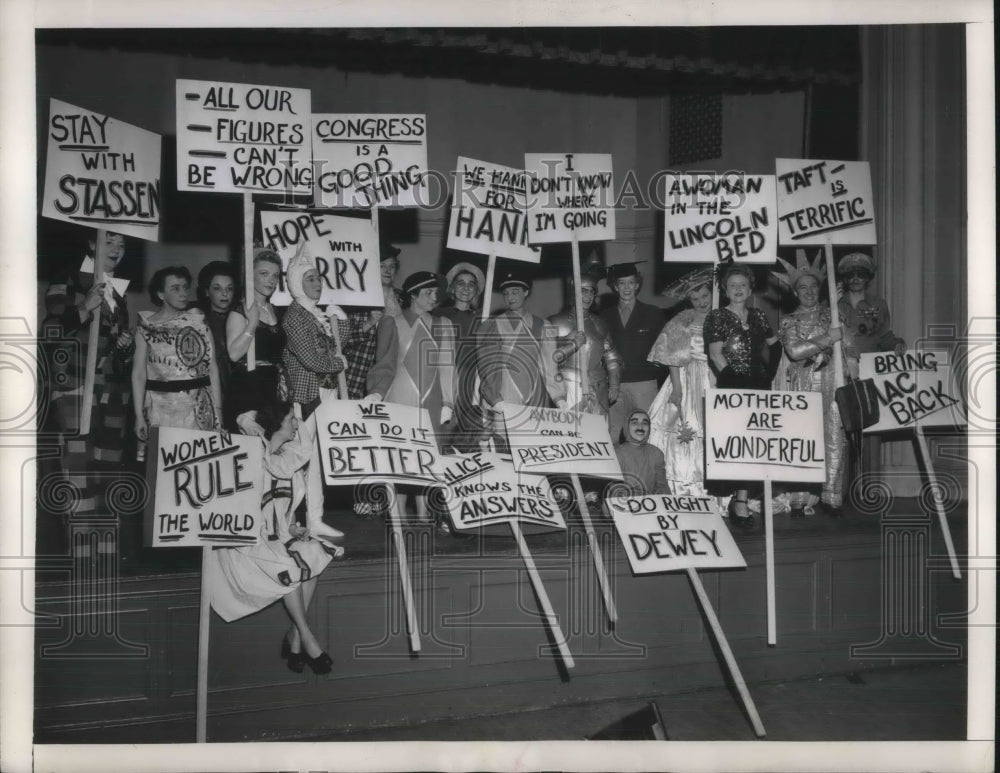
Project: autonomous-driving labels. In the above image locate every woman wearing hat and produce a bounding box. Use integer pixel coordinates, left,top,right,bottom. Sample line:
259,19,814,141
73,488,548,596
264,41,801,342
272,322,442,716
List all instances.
772,252,847,515
646,265,716,498
836,252,905,378
433,261,487,451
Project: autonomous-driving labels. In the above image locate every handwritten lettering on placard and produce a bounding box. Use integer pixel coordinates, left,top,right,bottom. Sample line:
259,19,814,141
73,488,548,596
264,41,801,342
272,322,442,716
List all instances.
145,427,263,548
705,389,825,483
775,159,876,245
176,79,311,195
524,153,615,244
313,114,428,208
663,174,777,264
42,99,161,241
259,210,381,307
859,350,965,433
447,156,541,263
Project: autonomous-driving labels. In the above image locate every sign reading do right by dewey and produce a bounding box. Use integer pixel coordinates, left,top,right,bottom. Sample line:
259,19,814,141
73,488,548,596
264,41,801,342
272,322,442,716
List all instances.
144,426,264,548
524,153,615,244
859,350,966,433
607,494,746,574
705,388,825,483
775,159,876,245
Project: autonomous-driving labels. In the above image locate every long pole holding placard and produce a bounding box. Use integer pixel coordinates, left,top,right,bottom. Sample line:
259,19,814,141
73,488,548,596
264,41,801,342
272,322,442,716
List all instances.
481,245,496,323
79,228,107,436
913,423,961,579
686,568,766,737
329,320,349,399
573,475,617,624
196,547,211,742
510,521,575,669
763,478,777,646
569,234,589,400
243,193,256,370
389,485,421,652
823,243,845,388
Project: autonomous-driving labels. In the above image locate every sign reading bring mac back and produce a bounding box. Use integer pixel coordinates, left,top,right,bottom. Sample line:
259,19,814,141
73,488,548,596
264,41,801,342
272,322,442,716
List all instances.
859,350,966,433
145,427,264,548
43,99,162,241
607,495,746,574
315,400,442,486
705,389,825,483
176,79,312,195
775,159,876,245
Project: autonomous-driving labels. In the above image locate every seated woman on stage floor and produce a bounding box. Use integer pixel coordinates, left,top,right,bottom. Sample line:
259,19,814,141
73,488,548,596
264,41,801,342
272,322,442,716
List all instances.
614,409,671,496
208,397,344,676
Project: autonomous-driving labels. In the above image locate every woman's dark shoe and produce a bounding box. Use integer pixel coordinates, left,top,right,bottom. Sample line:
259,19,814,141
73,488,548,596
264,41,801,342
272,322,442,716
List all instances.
286,650,305,673
302,651,333,675
280,633,291,660
727,498,755,529
825,504,845,518
790,508,805,519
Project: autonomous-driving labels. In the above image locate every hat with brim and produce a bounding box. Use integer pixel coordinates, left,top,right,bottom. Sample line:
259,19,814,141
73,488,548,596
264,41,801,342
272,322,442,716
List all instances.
446,262,486,291
838,252,875,275
661,265,715,306
380,242,401,264
402,271,439,295
498,269,531,291
606,261,646,284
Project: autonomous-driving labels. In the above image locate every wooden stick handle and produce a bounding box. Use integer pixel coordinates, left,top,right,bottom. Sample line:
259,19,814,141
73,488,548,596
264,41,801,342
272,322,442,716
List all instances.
570,236,589,402
389,485,421,652
329,316,349,399
914,425,961,579
196,546,211,742
571,474,617,623
686,568,766,737
510,521,575,668
243,193,256,371
79,228,107,436
481,249,496,323
824,243,845,388
764,478,776,646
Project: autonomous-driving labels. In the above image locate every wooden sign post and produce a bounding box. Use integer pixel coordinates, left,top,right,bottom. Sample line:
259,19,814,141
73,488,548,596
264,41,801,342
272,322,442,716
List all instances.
438,452,573,668
144,426,265,742
860,350,967,578
607,494,765,737
705,388,826,646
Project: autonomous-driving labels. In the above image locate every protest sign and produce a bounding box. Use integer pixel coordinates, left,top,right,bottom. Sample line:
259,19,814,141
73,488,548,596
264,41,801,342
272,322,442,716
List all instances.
313,114,428,208
775,159,876,245
499,402,622,479
258,209,382,306
859,350,966,433
315,400,442,486
447,156,541,263
663,174,777,264
607,495,746,574
144,426,263,548
524,153,615,244
705,388,825,483
42,99,161,241
438,452,565,531
176,79,311,195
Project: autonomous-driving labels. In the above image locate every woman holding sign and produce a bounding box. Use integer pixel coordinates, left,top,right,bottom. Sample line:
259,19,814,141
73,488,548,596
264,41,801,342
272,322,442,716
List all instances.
704,262,780,528
647,266,716,498
133,267,221,441
207,398,341,675
772,254,846,515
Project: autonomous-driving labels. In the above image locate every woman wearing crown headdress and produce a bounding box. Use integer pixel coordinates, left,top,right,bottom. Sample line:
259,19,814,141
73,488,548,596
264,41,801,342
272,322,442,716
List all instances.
646,266,717,498
772,250,848,515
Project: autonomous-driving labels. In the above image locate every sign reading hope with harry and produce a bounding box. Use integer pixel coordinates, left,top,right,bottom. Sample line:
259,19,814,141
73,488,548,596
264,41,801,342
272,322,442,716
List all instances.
145,427,264,548
176,79,311,195
705,389,825,482
43,99,161,241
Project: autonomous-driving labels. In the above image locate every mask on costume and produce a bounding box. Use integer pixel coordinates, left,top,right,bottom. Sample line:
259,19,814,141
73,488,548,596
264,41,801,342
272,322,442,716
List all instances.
625,409,651,445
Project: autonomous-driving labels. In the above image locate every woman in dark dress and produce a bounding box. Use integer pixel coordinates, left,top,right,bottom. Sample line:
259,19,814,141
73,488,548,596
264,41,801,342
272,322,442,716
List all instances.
196,261,237,420
225,248,288,429
703,262,780,527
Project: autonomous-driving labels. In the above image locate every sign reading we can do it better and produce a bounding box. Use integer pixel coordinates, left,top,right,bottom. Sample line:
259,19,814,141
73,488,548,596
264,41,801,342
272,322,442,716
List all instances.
524,153,615,243
705,388,825,483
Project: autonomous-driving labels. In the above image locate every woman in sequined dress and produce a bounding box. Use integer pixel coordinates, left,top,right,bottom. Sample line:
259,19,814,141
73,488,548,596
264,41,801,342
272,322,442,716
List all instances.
703,263,780,528
133,267,221,441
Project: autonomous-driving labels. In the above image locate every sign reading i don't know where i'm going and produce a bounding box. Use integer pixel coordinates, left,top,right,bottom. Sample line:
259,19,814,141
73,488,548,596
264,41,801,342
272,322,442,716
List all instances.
524,153,615,244
607,495,746,574
144,427,264,548
705,388,825,483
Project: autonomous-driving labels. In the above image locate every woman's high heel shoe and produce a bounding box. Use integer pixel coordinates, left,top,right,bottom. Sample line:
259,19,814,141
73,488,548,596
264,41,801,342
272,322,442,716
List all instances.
302,651,333,675
286,650,305,674
727,497,755,529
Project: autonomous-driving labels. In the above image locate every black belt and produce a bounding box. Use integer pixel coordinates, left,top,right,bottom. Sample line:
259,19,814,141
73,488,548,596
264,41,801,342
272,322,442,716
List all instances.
146,376,210,393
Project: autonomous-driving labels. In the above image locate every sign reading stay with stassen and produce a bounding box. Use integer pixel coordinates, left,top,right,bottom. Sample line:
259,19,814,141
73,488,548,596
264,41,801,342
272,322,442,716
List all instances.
607,494,746,574
144,427,264,548
42,99,162,241
176,79,312,196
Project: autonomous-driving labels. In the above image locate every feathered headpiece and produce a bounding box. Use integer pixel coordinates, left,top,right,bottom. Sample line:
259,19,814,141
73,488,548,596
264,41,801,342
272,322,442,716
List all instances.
661,265,715,307
771,249,826,291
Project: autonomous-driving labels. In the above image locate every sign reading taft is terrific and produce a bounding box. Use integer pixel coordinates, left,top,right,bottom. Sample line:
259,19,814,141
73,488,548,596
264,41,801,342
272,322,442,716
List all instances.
176,79,312,195
144,427,264,548
607,494,746,574
705,388,825,483
859,350,966,433
315,400,442,486
42,99,162,241
775,159,876,245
